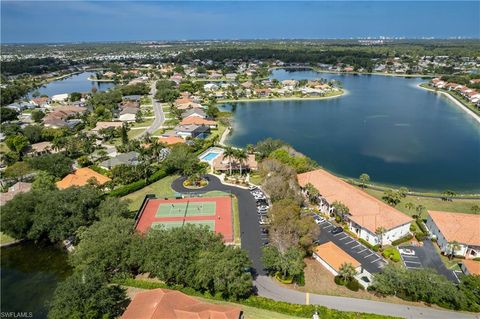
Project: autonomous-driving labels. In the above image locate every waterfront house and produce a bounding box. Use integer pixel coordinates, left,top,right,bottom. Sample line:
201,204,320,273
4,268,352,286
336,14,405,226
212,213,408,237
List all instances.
121,288,242,319
42,105,87,129
173,124,210,139
156,135,186,146
180,117,218,128
51,93,69,103
6,102,36,112
281,79,298,87
426,210,480,259
181,108,207,119
297,169,412,246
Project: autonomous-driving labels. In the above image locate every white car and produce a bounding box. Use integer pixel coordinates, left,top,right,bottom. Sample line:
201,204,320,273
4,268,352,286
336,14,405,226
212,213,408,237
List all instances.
399,248,416,256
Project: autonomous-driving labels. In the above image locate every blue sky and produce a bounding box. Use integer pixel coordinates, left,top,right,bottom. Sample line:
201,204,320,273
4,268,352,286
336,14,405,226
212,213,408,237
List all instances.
1,1,479,43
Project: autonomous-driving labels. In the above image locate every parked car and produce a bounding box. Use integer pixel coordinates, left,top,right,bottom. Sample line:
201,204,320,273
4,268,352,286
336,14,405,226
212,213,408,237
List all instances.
330,226,343,234
313,215,326,224
399,248,416,256
259,217,270,225
248,186,258,191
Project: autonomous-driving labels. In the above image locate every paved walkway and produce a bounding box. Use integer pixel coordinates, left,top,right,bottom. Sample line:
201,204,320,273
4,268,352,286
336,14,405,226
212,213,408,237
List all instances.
170,175,479,319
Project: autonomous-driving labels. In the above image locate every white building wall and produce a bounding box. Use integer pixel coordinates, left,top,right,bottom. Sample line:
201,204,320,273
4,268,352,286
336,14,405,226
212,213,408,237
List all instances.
426,216,470,257
348,221,411,246
313,253,338,276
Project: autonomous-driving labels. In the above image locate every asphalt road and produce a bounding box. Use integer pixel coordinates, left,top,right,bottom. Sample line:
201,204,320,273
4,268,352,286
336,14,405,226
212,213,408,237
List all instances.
316,220,387,274
255,275,478,319
140,81,165,137
171,174,265,275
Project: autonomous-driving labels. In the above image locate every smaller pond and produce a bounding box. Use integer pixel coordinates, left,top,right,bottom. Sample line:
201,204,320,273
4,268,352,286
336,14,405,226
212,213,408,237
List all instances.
31,71,114,97
1,242,72,319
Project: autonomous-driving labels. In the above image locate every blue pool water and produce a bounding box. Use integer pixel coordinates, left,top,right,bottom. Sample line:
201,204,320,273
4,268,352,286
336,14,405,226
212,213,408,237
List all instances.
201,152,220,161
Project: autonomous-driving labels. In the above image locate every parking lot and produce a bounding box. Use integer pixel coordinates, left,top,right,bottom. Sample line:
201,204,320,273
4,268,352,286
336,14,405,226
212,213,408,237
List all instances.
399,240,460,283
316,220,387,274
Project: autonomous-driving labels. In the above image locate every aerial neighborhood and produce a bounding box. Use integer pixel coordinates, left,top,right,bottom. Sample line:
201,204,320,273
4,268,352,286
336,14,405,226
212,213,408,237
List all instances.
1,38,480,319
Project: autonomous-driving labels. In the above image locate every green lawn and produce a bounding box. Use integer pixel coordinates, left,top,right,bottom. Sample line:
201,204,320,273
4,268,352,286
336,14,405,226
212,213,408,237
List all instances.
122,174,180,211
363,188,480,216
200,298,298,319
130,118,154,128
0,232,16,245
249,172,264,186
127,129,144,139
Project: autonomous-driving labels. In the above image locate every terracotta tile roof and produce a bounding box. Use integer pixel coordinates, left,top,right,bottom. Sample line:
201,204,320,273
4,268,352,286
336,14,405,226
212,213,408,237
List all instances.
462,259,480,275
297,169,412,233
121,288,241,319
314,242,360,272
428,210,480,246
157,136,186,145
56,167,111,189
180,117,217,126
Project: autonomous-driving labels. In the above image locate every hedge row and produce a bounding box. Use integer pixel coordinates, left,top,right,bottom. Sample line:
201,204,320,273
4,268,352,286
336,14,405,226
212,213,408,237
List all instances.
391,234,414,246
416,219,428,234
382,247,400,262
358,238,380,252
117,278,399,319
108,168,169,197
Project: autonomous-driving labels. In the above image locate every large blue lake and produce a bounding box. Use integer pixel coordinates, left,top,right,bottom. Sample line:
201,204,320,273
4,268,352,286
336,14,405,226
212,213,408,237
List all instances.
32,71,114,97
222,69,480,192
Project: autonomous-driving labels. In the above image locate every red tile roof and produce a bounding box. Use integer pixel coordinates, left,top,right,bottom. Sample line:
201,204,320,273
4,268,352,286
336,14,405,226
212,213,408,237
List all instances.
428,210,480,246
297,169,412,232
121,288,241,319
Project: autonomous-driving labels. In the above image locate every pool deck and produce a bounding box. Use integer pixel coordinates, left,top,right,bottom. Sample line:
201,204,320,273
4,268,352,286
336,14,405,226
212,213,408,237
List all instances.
198,147,225,163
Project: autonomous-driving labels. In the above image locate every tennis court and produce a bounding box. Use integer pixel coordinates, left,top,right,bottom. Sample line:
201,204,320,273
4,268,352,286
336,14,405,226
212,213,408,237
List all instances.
156,202,216,217
151,220,215,230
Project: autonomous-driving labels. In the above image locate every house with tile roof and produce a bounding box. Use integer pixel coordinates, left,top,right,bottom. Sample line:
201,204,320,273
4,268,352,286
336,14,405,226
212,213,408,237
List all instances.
426,210,480,259
298,169,412,246
56,167,111,189
121,288,242,319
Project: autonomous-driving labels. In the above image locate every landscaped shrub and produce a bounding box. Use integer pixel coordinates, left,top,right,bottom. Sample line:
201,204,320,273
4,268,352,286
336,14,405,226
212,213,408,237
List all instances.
275,272,294,284
391,234,413,246
335,215,341,223
358,238,379,251
409,223,417,232
416,219,428,234
415,232,427,241
346,278,362,291
382,247,400,262
334,275,346,286
108,168,168,197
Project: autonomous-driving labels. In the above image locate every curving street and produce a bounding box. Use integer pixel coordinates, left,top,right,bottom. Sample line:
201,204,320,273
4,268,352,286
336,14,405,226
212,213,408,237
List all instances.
170,174,478,319
138,80,165,138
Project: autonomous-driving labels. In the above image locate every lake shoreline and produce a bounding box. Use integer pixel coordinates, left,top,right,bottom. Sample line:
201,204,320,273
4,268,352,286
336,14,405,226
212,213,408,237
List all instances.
417,83,480,124
217,90,346,104
270,66,436,79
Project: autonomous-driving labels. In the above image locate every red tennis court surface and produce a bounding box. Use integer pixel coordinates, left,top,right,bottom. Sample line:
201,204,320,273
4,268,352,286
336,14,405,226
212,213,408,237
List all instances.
135,196,233,243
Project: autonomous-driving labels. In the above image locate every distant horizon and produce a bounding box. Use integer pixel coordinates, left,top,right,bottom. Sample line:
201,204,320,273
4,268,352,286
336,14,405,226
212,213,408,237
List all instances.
1,1,478,43
2,37,480,46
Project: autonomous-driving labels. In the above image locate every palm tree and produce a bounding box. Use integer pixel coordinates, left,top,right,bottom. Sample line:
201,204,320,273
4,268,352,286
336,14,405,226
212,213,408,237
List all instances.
405,202,415,212
359,173,370,189
447,241,461,260
375,227,387,247
235,149,248,176
223,147,235,176
338,262,357,283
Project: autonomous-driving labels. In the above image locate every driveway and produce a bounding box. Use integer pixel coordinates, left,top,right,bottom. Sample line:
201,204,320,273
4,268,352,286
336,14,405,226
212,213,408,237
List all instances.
171,175,265,275
399,240,460,283
316,220,387,274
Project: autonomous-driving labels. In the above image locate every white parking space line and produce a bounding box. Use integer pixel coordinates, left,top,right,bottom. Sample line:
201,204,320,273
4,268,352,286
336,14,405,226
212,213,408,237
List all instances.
357,248,367,254
338,236,349,241
323,225,333,229
402,256,419,260
351,244,361,249
363,253,374,258
334,232,345,237
370,257,381,263
344,240,355,245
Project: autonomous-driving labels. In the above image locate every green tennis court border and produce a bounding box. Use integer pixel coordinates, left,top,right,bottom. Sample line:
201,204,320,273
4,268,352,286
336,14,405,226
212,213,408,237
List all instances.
156,202,216,217
151,220,215,231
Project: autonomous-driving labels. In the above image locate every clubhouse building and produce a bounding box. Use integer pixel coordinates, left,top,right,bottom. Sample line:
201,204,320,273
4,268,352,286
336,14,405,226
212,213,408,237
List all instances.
298,169,412,246
426,210,480,259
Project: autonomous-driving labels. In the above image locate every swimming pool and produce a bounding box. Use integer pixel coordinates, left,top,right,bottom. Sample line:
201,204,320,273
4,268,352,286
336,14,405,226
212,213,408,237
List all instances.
201,152,220,162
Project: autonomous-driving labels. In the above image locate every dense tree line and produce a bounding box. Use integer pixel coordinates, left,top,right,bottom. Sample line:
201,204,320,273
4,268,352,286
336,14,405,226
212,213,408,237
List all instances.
370,265,480,312
1,57,76,76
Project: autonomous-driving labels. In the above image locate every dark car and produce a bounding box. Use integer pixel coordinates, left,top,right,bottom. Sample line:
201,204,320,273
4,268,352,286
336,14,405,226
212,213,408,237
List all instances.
330,226,343,234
